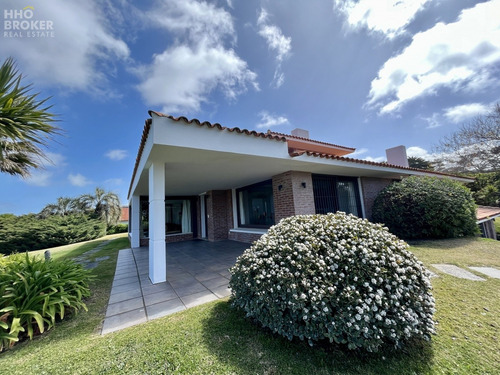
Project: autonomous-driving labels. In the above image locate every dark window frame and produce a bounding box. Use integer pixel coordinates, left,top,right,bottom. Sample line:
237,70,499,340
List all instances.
139,195,197,238
312,174,363,217
236,179,275,229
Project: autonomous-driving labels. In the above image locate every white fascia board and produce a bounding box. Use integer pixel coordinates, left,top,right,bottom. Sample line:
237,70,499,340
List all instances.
477,214,500,224
128,132,154,199
152,116,288,159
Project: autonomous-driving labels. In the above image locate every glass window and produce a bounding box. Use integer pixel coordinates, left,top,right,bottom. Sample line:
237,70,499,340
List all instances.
165,199,192,234
237,180,274,228
336,180,359,216
139,197,192,238
140,197,149,238
312,175,362,217
165,200,183,234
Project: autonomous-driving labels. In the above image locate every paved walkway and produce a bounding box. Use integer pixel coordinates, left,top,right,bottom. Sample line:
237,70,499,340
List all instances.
101,240,248,335
431,264,500,281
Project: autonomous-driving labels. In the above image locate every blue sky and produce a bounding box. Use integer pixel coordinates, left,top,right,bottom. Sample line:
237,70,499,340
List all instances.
1,0,499,215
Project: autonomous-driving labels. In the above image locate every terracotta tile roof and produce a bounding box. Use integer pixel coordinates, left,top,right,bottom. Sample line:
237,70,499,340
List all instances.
148,111,287,141
128,118,151,198
294,150,473,179
477,205,500,222
120,206,129,222
269,130,356,153
128,111,474,198
128,112,287,197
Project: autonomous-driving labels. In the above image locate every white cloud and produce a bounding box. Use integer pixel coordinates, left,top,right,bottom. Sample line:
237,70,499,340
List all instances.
333,0,430,38
1,0,129,94
364,155,386,163
137,44,257,113
443,103,490,124
367,0,500,114
257,8,292,88
423,102,491,128
422,113,442,129
105,149,128,161
146,0,234,45
104,178,124,186
68,173,92,187
23,152,65,186
256,111,290,129
25,171,53,187
136,0,257,113
348,147,369,158
407,146,432,159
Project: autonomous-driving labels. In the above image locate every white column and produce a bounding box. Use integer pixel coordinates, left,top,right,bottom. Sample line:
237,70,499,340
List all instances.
130,195,141,248
149,161,166,284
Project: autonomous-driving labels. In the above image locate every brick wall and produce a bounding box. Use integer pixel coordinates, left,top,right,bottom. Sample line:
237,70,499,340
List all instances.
140,233,195,246
206,190,232,241
272,171,315,223
166,233,195,243
225,189,234,230
272,172,295,223
360,177,395,220
291,171,315,215
228,231,262,243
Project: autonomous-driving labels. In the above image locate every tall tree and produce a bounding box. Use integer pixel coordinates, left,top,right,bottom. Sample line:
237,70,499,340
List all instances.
77,187,121,227
39,197,79,218
408,156,434,170
434,103,500,173
0,57,59,177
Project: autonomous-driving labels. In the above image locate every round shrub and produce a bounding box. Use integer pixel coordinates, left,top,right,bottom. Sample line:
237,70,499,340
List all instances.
229,212,435,352
372,176,477,240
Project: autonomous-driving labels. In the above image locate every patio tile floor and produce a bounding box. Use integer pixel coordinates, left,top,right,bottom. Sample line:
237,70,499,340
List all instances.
101,240,248,335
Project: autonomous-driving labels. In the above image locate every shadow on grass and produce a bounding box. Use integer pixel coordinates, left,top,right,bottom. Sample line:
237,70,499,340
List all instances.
201,301,434,375
408,236,485,249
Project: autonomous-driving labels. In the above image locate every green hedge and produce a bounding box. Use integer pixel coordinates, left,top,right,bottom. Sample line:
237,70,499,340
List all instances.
0,214,106,255
372,176,478,240
0,254,93,351
107,223,128,234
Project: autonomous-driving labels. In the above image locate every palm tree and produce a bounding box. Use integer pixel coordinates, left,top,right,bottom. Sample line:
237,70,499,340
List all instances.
39,197,79,218
77,187,121,227
0,57,59,177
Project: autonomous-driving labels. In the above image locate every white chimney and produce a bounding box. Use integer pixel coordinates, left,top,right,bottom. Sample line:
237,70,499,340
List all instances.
291,128,309,139
386,145,409,167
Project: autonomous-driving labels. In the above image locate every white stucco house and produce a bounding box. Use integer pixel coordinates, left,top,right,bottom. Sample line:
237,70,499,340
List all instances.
127,111,473,284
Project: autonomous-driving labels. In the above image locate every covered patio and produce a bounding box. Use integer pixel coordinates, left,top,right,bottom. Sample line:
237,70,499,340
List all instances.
101,240,248,334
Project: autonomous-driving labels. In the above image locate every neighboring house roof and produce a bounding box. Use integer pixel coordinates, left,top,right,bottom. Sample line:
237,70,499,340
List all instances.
477,205,500,224
120,206,129,222
128,111,474,198
269,130,356,157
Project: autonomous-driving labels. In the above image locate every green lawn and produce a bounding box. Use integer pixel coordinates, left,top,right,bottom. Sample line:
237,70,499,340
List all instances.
1,236,499,374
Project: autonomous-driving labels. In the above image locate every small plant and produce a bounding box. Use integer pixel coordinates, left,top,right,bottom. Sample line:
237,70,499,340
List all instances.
0,253,93,351
372,176,478,240
230,212,435,352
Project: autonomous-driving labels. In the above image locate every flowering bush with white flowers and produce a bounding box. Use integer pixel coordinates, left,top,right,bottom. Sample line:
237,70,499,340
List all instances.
229,212,435,352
